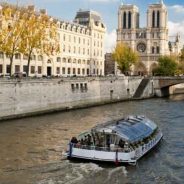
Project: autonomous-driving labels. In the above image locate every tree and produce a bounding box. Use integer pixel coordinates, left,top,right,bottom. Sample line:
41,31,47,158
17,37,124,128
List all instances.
112,42,139,75
0,4,26,76
153,56,177,76
21,8,60,76
177,47,184,74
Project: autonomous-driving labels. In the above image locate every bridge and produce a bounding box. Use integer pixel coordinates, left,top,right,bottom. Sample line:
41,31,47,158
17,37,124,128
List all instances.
153,76,184,97
133,76,184,98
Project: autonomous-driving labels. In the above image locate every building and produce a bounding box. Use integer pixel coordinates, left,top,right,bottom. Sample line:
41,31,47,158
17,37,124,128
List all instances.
104,53,115,75
117,0,181,74
0,6,106,77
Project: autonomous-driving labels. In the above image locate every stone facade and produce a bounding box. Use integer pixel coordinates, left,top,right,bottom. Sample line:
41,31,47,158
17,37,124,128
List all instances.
0,77,154,120
104,53,115,75
117,0,181,74
0,7,106,77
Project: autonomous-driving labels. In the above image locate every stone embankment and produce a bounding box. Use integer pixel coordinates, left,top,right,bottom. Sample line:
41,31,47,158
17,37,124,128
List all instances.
0,76,156,121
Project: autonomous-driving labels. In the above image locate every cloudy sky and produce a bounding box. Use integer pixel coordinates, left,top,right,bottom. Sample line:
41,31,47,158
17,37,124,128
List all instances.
7,0,184,52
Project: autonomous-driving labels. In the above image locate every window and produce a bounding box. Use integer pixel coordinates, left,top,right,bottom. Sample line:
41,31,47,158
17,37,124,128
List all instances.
78,59,81,64
23,54,28,60
152,11,155,28
157,11,160,28
6,54,10,58
156,46,160,54
38,55,43,61
123,12,127,29
71,84,75,91
15,65,20,72
79,37,80,44
15,53,21,59
38,66,42,74
87,60,90,65
6,65,10,74
57,57,61,62
87,69,89,75
31,55,36,60
74,46,76,54
128,11,131,29
63,34,65,41
0,64,2,73
63,45,65,52
31,66,35,74
68,68,70,75
78,68,80,75
93,69,95,74
73,68,76,75
82,68,85,75
62,67,65,74
152,47,155,54
56,67,60,74
23,65,27,73
63,58,66,63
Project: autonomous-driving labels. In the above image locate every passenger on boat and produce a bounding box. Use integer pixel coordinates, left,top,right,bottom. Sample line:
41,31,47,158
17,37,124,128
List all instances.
87,134,92,145
80,138,84,145
70,137,78,144
106,135,110,148
118,139,125,148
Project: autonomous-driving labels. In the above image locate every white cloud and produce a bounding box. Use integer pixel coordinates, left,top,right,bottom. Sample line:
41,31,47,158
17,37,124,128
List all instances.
168,5,184,14
168,21,184,45
104,29,117,53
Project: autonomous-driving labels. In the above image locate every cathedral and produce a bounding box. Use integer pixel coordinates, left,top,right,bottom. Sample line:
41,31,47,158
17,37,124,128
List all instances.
117,0,181,74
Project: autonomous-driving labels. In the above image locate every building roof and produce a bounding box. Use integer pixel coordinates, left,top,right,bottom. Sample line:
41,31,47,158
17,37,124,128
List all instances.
92,116,157,143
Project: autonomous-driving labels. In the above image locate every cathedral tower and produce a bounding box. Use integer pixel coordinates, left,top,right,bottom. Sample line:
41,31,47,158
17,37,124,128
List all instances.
117,0,169,74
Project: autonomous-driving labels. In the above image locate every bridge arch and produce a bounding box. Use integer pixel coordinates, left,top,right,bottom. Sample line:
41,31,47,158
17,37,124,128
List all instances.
154,77,184,97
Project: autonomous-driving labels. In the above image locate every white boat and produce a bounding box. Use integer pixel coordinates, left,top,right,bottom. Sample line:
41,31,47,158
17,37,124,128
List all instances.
65,115,163,165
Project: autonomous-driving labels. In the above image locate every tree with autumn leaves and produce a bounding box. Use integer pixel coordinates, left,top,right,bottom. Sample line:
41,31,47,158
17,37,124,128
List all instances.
112,42,139,75
0,3,59,76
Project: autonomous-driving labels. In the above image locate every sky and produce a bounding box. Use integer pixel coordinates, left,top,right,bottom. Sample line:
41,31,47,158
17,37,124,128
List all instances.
5,0,184,52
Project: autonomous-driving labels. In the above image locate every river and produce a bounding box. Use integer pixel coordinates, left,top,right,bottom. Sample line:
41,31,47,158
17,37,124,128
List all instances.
0,95,184,184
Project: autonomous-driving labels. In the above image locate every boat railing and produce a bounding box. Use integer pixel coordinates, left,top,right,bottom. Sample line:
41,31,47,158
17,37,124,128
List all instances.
135,131,163,158
71,144,133,153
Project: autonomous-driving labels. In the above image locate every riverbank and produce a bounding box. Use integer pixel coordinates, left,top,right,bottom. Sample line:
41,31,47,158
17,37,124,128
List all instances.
0,77,155,121
0,76,183,121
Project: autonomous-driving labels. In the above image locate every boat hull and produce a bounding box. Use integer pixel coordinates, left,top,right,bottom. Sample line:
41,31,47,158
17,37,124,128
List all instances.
65,132,163,165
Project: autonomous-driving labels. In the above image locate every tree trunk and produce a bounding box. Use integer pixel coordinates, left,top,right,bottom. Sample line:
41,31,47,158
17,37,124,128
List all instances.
27,56,31,77
10,55,14,76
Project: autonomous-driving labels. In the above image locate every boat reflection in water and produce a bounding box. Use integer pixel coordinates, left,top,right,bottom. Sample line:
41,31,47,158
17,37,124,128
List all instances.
64,115,163,165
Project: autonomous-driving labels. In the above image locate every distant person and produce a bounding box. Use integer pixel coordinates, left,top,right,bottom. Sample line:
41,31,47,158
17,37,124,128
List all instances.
71,137,78,144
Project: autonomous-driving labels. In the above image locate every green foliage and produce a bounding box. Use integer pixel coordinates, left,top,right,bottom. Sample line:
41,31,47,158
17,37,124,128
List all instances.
153,56,178,76
112,43,139,75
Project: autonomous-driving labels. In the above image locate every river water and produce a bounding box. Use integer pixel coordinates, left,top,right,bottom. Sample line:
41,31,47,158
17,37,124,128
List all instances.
0,95,184,184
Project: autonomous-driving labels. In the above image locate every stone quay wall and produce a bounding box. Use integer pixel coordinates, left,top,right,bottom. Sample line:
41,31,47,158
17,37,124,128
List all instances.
0,77,154,120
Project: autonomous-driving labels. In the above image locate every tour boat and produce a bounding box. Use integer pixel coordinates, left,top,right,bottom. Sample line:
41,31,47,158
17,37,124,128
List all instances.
65,115,163,165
